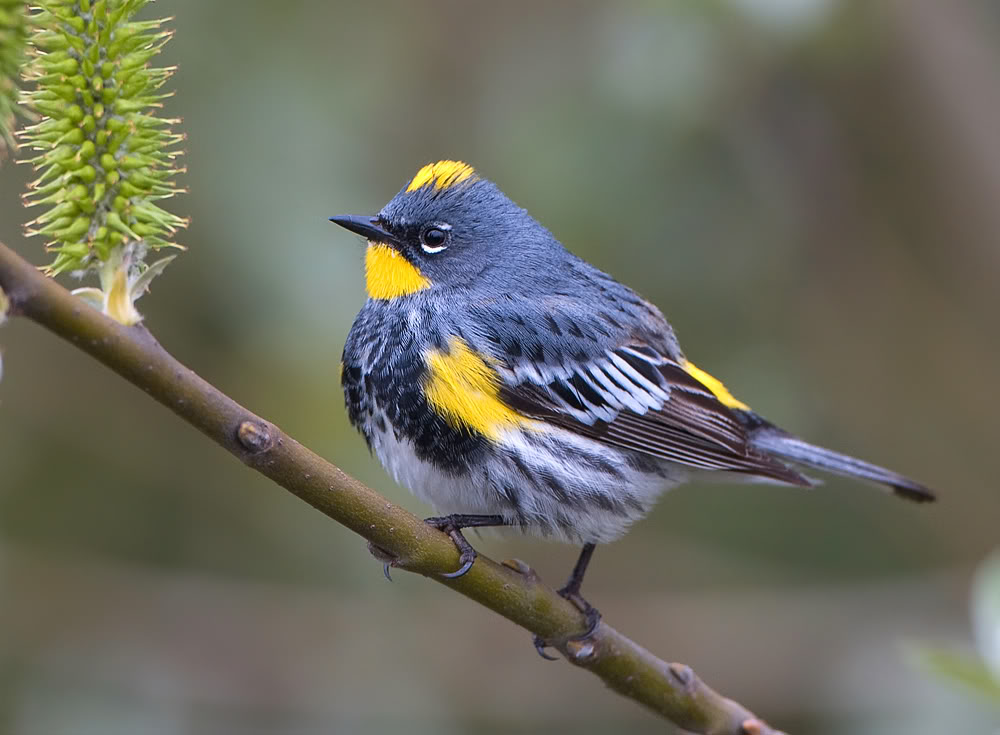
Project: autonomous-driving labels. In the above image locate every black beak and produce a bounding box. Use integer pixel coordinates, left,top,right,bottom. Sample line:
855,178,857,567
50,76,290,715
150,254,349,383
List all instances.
328,215,397,245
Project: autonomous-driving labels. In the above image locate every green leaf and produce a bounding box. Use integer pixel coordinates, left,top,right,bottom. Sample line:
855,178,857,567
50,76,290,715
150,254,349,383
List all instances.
973,550,1000,678
910,645,1000,704
129,253,175,303
69,286,104,309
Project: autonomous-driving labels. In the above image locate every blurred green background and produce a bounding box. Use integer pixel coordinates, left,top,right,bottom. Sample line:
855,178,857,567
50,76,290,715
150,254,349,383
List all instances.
2,0,999,732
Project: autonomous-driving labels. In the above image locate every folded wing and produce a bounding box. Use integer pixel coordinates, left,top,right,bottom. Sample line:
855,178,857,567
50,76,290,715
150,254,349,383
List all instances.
498,342,812,486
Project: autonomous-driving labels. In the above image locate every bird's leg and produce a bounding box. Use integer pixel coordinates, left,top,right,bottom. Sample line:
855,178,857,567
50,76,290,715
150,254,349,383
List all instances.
558,541,599,612
424,513,508,579
533,542,602,660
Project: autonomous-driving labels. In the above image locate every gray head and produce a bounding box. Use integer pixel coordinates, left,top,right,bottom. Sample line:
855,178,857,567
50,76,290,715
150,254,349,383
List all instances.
330,161,567,298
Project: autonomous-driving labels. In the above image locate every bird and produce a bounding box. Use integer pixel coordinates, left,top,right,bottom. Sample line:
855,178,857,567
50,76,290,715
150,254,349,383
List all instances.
331,160,935,652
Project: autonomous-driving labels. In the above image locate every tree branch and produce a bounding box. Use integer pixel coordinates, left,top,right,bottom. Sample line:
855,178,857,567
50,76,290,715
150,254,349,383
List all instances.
0,241,787,735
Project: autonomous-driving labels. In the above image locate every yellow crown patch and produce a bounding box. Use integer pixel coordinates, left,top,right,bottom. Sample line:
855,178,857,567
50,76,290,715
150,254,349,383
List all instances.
406,160,477,193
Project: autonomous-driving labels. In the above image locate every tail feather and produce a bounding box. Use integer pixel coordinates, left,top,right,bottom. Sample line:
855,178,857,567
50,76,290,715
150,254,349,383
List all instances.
750,428,936,503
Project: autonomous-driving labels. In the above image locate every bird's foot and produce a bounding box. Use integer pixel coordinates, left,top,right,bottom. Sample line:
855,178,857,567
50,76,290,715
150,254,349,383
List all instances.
532,586,602,661
366,540,398,581
424,514,503,578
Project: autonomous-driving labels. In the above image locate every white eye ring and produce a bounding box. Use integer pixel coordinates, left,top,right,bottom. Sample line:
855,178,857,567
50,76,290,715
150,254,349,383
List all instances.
420,223,451,254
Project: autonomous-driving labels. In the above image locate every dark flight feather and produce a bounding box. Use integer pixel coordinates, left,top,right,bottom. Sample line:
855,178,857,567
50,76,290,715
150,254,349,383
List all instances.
500,344,813,487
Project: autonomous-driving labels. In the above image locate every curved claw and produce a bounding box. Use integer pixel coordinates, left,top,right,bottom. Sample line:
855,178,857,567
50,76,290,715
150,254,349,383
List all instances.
427,520,481,579
529,593,601,660
440,553,475,579
532,635,559,661
576,604,602,640
382,563,393,582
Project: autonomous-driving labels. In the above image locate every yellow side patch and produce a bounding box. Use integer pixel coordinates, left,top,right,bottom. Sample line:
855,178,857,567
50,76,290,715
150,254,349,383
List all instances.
365,243,431,300
406,160,476,193
424,337,532,439
682,360,750,411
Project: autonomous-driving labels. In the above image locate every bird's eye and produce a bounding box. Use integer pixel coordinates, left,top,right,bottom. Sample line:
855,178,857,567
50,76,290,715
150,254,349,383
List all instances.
420,226,449,254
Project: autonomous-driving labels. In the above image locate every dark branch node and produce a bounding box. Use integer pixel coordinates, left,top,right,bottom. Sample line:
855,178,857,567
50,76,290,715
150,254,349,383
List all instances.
669,662,696,691
236,419,273,454
501,558,540,582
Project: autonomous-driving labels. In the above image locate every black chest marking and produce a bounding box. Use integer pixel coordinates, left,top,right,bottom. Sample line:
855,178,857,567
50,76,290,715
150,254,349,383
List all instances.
341,304,488,473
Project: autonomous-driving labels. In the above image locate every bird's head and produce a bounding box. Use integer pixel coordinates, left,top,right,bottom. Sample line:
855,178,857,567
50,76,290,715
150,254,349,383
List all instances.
331,161,559,299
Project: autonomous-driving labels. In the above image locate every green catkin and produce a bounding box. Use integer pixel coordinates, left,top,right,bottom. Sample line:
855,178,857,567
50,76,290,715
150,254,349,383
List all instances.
0,0,28,156
18,0,186,323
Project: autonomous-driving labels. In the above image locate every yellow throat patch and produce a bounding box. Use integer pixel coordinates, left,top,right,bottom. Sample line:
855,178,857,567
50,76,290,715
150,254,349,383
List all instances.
365,243,431,300
407,160,476,193
682,360,750,411
424,337,531,439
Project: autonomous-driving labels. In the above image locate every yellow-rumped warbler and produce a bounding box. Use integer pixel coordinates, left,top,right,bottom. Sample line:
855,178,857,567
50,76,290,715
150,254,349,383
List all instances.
331,161,934,648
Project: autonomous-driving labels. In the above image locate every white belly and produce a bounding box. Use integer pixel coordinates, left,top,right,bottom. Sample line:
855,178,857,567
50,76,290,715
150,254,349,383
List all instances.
366,410,685,544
